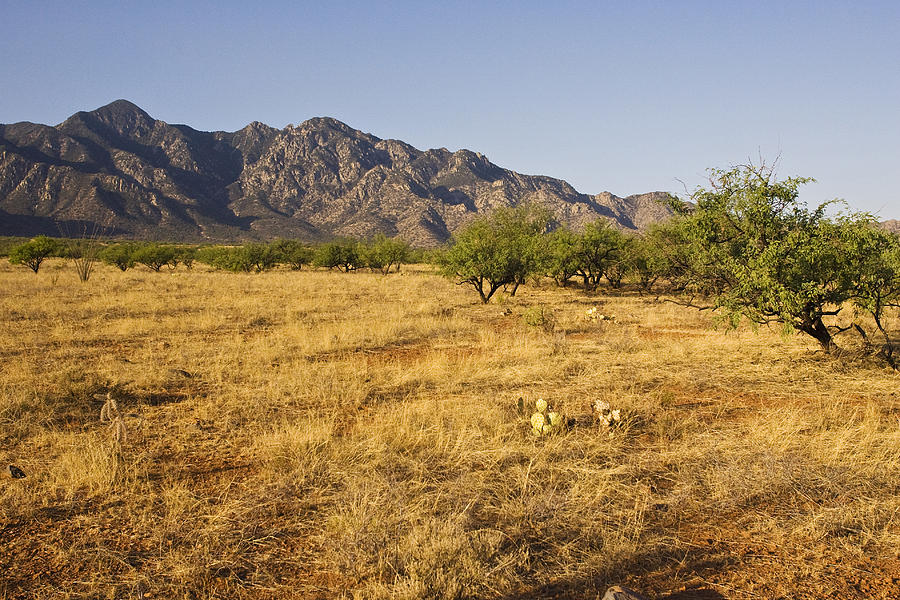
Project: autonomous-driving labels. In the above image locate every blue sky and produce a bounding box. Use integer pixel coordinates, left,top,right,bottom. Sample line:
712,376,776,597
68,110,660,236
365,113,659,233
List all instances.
2,1,898,217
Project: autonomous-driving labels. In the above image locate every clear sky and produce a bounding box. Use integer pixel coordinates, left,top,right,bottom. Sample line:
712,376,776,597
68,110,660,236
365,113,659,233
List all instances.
2,1,898,218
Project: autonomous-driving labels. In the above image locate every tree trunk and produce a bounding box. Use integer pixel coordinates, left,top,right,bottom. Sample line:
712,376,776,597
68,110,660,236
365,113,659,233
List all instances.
799,316,835,353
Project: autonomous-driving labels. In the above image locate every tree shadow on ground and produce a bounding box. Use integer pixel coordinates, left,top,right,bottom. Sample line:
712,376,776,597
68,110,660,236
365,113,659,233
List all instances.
499,543,733,600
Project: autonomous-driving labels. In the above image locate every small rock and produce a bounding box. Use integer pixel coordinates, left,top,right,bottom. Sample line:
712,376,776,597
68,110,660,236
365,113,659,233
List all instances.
8,465,26,479
602,586,648,600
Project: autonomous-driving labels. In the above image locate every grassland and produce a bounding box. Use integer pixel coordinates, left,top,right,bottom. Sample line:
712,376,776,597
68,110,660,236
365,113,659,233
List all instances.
1,260,899,599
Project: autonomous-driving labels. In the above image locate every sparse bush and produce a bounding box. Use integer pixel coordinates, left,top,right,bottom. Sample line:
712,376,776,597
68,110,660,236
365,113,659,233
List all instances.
522,305,556,332
62,232,104,282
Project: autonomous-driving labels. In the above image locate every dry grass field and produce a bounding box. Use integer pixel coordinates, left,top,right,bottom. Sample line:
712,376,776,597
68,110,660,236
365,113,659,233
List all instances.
1,260,899,599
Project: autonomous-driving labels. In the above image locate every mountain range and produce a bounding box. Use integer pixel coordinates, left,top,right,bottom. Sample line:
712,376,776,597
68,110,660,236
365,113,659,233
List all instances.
0,100,675,246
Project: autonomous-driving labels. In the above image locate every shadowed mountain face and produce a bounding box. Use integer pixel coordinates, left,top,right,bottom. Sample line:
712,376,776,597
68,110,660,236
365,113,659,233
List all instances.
0,100,675,245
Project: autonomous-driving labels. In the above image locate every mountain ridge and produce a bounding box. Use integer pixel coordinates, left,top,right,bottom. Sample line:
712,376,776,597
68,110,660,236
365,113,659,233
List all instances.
0,100,675,245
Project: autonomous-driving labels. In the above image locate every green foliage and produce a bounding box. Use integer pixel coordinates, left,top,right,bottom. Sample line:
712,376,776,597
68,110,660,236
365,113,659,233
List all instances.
271,239,313,270
628,226,674,293
314,240,359,272
195,246,226,270
544,227,580,287
367,233,411,274
670,163,893,352
242,243,280,272
838,220,900,364
195,244,277,272
493,205,552,295
99,243,137,271
0,237,30,258
439,205,551,303
574,221,625,290
439,219,509,303
9,235,59,273
176,246,197,270
603,236,634,289
132,243,178,272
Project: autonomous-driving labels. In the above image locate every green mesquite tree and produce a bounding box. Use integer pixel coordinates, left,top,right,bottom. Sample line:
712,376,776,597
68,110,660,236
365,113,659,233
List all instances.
99,243,137,271
672,163,884,353
439,205,550,303
574,221,624,291
9,236,59,273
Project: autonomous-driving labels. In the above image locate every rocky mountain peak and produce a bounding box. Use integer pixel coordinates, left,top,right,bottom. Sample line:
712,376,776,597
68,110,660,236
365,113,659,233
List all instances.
82,99,156,137
0,100,676,245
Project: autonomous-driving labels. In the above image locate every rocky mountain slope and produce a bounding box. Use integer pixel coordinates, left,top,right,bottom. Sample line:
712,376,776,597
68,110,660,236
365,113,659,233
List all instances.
882,220,900,234
0,100,674,245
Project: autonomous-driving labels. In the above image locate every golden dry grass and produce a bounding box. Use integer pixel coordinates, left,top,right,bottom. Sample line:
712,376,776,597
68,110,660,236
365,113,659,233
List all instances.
1,260,899,599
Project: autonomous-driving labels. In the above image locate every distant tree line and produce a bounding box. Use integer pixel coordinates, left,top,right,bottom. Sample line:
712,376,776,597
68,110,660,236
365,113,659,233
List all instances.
5,234,419,275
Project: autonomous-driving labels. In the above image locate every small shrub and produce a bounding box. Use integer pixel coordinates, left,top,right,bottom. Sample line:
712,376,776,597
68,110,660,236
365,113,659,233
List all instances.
522,306,556,332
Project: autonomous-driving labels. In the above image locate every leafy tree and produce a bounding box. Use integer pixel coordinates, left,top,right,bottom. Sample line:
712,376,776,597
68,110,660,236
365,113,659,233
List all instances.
603,235,635,289
839,220,900,365
574,221,624,291
194,244,275,272
314,240,359,272
99,243,137,271
493,205,552,295
369,234,411,275
132,243,177,272
196,246,228,270
439,218,513,303
603,259,628,289
439,205,550,303
271,239,313,270
544,227,581,287
176,246,197,270
242,243,280,272
628,227,674,294
9,236,59,273
671,163,884,353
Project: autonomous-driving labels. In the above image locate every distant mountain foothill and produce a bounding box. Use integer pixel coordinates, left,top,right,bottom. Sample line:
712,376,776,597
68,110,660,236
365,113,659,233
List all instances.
0,99,680,245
